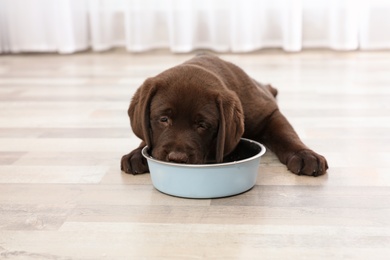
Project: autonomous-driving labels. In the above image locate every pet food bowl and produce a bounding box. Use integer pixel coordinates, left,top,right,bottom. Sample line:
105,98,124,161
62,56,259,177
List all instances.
141,138,266,199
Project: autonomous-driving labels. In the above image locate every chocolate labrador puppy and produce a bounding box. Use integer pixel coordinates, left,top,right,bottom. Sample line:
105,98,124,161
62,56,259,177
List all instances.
121,54,328,176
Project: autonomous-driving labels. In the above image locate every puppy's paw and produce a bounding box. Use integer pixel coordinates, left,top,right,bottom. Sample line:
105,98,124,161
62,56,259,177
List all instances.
287,149,328,177
121,147,149,175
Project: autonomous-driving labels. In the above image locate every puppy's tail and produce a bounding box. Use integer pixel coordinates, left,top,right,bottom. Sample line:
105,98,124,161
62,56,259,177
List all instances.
253,79,278,98
266,84,278,97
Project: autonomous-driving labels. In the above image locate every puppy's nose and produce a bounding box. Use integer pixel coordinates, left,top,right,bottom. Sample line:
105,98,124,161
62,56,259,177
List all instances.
167,151,189,163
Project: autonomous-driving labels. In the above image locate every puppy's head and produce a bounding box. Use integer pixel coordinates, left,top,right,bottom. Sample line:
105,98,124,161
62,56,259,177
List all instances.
128,65,244,164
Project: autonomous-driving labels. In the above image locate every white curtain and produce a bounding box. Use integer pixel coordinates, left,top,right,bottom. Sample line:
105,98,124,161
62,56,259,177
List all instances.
1,0,390,54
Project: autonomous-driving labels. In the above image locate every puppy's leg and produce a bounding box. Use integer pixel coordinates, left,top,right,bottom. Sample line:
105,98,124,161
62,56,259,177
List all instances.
260,109,328,176
121,141,149,174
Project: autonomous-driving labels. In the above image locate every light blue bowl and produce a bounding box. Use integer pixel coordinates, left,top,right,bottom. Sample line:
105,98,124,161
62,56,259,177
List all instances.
142,138,266,199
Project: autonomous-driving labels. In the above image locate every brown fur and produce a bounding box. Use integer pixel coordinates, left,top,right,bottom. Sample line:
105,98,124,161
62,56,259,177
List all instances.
121,54,328,176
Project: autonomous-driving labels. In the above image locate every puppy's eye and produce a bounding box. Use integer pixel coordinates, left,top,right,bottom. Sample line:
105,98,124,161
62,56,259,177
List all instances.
159,116,170,126
197,122,208,130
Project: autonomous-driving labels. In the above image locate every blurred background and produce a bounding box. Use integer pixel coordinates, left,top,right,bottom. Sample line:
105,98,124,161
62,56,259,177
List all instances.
1,0,390,54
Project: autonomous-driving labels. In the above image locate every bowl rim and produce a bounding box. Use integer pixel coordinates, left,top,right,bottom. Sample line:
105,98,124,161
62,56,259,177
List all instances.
141,138,266,168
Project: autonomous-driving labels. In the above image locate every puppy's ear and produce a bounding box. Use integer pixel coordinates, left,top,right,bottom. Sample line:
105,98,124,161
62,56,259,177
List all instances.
128,78,157,149
216,91,245,162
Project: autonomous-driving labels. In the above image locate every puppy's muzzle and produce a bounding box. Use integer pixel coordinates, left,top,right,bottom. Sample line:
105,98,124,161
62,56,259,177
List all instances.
167,151,189,163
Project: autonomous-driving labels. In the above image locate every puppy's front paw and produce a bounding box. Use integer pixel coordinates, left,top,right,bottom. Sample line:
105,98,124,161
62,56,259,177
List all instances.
287,149,328,177
121,147,149,175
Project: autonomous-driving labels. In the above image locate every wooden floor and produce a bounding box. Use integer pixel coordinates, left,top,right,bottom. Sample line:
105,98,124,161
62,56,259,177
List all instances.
1,49,390,259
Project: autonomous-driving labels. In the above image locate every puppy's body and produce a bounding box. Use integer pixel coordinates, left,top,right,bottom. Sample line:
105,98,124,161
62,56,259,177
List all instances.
121,54,328,176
